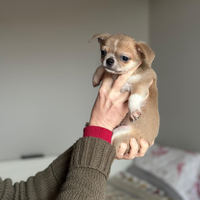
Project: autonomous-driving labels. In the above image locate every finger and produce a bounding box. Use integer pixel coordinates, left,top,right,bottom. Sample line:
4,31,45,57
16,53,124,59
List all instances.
137,138,149,157
122,101,129,113
100,72,114,90
112,67,139,92
123,138,139,160
119,91,130,103
116,143,127,159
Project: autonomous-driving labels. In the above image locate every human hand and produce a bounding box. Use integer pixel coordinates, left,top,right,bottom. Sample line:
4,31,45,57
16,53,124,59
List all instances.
115,138,150,160
89,68,136,131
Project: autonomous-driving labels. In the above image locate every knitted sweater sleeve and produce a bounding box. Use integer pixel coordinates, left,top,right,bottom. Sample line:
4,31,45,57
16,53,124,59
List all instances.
0,137,115,200
56,137,116,200
0,146,73,200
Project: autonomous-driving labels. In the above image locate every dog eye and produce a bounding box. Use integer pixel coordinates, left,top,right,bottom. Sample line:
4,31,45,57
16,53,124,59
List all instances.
121,56,129,62
101,50,107,56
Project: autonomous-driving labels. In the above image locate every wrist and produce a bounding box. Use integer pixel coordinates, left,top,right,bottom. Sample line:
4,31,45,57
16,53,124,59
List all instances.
83,126,113,144
89,118,113,131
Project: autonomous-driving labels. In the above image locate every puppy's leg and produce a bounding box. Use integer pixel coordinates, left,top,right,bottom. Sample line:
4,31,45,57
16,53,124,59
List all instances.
121,82,131,93
129,79,153,120
112,114,140,154
92,65,105,87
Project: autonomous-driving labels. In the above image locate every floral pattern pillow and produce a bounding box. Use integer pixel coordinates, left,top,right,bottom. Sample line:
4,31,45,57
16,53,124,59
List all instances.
133,144,200,200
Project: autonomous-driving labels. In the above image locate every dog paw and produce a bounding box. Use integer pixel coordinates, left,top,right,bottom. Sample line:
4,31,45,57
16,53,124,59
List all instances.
130,109,141,121
92,81,100,87
121,82,131,93
120,87,126,93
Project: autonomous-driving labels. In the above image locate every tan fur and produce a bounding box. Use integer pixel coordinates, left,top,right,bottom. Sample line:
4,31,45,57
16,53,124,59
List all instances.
91,33,160,153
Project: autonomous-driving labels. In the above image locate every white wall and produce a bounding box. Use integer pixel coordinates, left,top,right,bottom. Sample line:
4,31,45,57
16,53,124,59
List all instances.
0,0,149,174
150,0,200,151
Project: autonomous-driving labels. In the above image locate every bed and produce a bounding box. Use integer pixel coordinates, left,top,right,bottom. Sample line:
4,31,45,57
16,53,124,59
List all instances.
0,144,200,200
106,143,200,200
106,168,181,200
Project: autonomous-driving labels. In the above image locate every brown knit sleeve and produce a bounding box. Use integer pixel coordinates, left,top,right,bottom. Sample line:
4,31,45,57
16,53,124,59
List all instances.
0,138,116,200
0,146,73,200
56,137,116,200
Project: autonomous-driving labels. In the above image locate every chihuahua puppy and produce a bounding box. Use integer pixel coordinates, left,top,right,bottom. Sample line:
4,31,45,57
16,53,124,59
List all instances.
91,33,160,153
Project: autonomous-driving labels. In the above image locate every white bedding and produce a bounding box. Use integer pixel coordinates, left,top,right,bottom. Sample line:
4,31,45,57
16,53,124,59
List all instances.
133,144,200,200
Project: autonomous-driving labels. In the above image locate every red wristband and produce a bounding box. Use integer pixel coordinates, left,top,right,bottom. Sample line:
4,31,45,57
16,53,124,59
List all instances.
83,126,113,143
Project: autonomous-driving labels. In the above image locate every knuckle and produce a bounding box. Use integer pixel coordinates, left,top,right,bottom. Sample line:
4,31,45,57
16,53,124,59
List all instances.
131,156,136,160
124,155,129,160
138,152,145,157
107,96,114,103
99,87,106,97
115,155,121,160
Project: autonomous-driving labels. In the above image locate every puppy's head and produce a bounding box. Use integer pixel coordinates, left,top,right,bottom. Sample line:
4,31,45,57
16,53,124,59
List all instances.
91,33,155,74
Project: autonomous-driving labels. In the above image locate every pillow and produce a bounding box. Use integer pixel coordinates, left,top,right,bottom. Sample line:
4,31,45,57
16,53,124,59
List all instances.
185,174,200,200
132,144,200,200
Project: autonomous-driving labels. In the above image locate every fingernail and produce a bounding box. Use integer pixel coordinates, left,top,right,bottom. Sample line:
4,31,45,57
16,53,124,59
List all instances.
141,139,147,144
121,143,127,148
131,138,137,144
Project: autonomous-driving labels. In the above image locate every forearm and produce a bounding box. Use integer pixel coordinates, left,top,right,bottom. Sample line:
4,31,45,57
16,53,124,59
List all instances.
0,146,73,200
56,137,116,200
0,128,115,200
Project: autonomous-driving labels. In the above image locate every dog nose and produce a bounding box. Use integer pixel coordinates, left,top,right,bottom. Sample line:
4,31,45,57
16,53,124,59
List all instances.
106,58,114,66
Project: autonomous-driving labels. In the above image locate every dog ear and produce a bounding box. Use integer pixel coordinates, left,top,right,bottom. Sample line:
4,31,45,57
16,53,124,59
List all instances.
89,33,111,44
136,42,155,66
